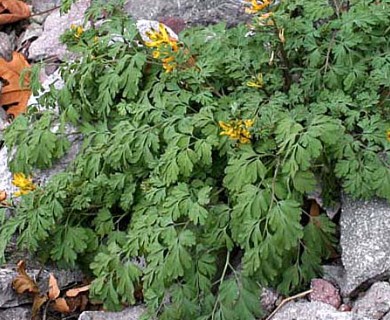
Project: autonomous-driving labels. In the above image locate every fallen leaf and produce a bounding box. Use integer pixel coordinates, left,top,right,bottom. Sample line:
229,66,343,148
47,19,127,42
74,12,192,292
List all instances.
0,0,31,25
66,284,91,298
32,294,48,318
12,260,39,294
53,297,71,313
48,273,60,300
0,190,6,202
0,51,31,117
309,200,320,217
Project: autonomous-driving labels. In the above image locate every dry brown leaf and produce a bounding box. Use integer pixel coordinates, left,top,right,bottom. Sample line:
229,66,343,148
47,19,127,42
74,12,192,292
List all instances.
0,190,6,202
0,0,31,25
53,297,71,313
0,51,31,117
310,200,320,217
32,294,48,318
48,273,60,300
65,284,91,298
12,260,39,294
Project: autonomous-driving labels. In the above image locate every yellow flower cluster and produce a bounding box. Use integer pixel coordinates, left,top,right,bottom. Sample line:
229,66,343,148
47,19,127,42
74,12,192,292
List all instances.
244,0,271,14
387,129,390,142
145,23,179,73
219,119,254,144
12,173,36,197
247,73,264,88
71,24,83,39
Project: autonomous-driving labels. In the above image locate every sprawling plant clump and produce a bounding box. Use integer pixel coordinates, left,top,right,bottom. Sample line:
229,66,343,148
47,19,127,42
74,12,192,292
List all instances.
1,0,389,318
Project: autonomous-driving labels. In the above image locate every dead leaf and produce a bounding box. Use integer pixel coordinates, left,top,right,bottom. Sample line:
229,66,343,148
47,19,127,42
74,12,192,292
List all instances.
0,51,31,117
48,273,60,300
12,260,39,295
32,294,48,318
309,200,320,217
53,297,71,313
0,0,31,25
66,284,91,298
0,190,6,202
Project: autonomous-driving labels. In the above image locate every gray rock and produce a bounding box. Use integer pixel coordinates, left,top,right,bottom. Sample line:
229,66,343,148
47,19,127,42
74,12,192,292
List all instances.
124,0,248,27
0,266,84,308
352,282,390,319
260,287,279,314
29,0,90,61
271,301,371,320
78,306,147,320
0,32,13,62
31,0,62,24
0,268,32,308
0,306,31,320
340,196,390,297
382,312,390,320
322,265,345,289
31,0,61,13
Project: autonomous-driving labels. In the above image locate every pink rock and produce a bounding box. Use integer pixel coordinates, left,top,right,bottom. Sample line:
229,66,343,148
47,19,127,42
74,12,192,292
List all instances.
309,278,341,309
29,0,90,61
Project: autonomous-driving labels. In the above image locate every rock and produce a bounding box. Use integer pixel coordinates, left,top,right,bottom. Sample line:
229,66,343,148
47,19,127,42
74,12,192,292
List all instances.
322,265,345,289
0,306,31,320
352,281,390,319
78,306,147,320
339,196,390,297
29,0,90,61
271,301,371,320
310,278,341,309
0,268,32,308
124,0,248,27
260,287,279,314
0,32,13,62
31,0,61,13
383,312,390,320
0,266,84,308
0,147,18,196
16,23,43,55
31,0,62,24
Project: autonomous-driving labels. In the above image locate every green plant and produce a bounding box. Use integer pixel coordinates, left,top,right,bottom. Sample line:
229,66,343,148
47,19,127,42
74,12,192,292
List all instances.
1,0,389,319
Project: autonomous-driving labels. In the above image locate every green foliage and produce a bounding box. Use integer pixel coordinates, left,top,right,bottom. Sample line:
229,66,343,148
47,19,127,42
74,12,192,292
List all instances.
0,0,389,319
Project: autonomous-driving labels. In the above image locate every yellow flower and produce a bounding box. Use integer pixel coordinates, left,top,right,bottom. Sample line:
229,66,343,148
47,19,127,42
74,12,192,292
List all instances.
71,24,84,39
145,23,179,73
12,173,36,197
247,73,264,88
219,119,254,144
387,129,390,142
244,0,271,14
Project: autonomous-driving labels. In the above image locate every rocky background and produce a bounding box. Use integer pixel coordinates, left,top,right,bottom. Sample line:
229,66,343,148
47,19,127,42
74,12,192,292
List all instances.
0,1,390,319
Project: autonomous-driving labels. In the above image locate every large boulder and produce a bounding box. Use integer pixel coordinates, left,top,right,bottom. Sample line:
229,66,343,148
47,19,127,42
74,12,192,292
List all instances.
124,0,248,27
339,196,390,297
271,301,371,320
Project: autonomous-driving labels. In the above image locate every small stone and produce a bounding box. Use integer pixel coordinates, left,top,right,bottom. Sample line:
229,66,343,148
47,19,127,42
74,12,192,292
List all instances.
78,306,146,320
260,287,279,314
352,281,390,319
339,304,352,312
310,278,341,309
